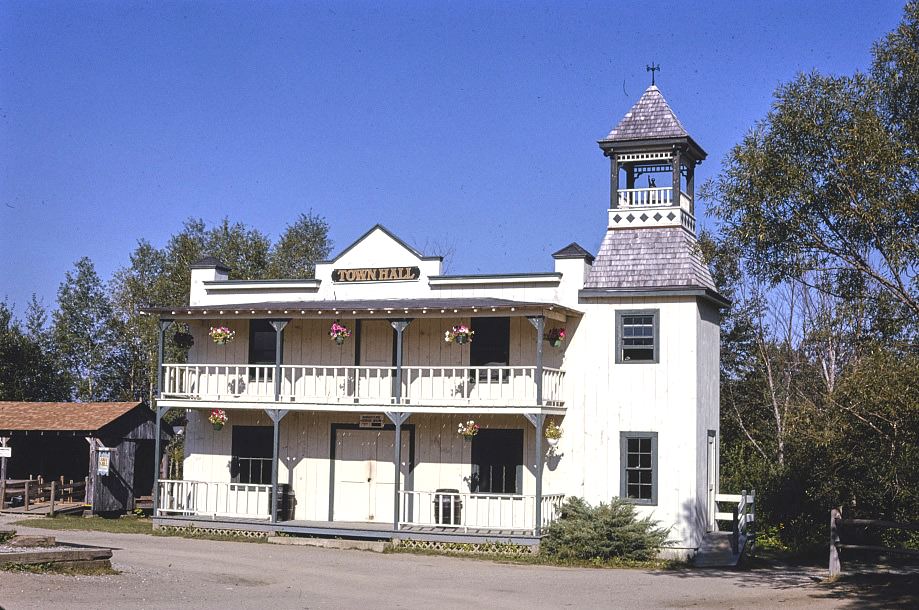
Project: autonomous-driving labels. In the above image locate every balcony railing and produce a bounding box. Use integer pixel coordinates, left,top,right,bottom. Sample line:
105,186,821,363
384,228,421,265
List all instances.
161,363,565,408
399,490,564,533
157,479,271,519
618,187,692,209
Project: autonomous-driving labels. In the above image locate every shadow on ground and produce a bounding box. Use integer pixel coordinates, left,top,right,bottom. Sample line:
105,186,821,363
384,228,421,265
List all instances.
648,555,918,609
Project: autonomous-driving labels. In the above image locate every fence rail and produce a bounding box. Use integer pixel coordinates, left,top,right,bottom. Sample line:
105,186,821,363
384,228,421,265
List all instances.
163,363,565,408
715,490,756,555
0,477,88,514
829,508,919,577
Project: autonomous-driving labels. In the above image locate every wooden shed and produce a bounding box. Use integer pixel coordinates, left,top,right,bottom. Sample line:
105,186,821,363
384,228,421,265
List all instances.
0,402,172,514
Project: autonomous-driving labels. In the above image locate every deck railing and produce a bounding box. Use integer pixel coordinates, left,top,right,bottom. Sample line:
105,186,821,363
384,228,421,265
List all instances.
617,187,692,209
399,490,564,533
162,363,565,408
156,479,271,520
715,490,756,555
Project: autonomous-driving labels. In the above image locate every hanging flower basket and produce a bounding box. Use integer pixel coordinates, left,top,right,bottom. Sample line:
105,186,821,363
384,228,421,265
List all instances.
545,421,562,448
209,326,236,345
445,325,474,345
544,327,566,348
457,419,479,440
329,322,352,345
209,408,228,431
173,331,195,350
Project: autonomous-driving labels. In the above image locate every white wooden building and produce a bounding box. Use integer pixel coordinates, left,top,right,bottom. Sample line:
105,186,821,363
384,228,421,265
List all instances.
146,85,729,555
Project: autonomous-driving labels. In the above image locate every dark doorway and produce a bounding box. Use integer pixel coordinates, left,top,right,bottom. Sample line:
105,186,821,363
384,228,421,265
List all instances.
470,317,510,367
470,429,523,494
131,440,155,498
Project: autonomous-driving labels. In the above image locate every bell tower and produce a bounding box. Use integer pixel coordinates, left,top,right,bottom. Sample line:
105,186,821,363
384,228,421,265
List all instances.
597,85,706,235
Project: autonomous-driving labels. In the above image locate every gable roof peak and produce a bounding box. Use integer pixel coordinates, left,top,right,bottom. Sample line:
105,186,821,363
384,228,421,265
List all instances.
602,84,689,143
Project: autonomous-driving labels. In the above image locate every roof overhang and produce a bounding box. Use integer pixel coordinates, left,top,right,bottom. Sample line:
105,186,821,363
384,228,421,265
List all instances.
579,287,730,308
141,298,581,323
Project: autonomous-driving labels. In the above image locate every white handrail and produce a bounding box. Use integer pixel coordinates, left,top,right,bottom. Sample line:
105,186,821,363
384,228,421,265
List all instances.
399,490,565,534
156,479,272,520
162,363,565,407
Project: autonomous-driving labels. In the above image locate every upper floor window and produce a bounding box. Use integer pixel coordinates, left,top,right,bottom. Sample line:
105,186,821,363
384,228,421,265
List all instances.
471,317,510,382
616,310,659,363
620,431,658,505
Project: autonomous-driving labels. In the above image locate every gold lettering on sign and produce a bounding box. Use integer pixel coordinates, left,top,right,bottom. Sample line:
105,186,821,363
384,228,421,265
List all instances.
333,266,420,283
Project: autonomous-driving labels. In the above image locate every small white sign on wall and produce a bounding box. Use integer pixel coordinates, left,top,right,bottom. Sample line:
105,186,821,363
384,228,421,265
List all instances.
359,414,384,429
0,446,10,458
97,449,111,476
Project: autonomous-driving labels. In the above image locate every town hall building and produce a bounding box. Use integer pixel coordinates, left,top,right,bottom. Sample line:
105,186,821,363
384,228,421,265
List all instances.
145,85,732,557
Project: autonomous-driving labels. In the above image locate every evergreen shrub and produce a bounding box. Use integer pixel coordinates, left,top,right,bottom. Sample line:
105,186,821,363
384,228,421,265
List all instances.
541,497,670,561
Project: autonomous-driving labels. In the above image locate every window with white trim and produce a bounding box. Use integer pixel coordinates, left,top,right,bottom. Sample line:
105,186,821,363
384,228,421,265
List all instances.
616,310,659,363
620,432,658,505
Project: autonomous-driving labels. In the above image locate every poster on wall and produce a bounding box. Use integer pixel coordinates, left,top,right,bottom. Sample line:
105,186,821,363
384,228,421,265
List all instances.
97,449,111,476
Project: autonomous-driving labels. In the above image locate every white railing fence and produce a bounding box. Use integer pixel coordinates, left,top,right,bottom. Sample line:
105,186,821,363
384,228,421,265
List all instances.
157,479,272,520
715,489,756,555
617,187,693,210
162,363,564,407
399,490,564,533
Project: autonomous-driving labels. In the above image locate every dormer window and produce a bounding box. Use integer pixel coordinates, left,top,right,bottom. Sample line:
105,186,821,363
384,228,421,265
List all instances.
616,310,659,363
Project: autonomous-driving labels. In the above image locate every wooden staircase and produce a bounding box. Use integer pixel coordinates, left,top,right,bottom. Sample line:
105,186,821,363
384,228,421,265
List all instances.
693,490,755,568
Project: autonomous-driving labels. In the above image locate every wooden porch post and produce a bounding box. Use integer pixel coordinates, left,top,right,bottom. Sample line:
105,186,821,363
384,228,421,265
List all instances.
265,409,289,523
525,413,546,535
156,320,173,398
269,320,289,402
85,437,97,513
527,316,545,406
390,319,412,405
152,404,169,517
385,411,410,532
0,436,9,509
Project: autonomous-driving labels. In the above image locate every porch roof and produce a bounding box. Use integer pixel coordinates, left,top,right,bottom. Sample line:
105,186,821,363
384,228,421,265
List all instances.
142,297,581,321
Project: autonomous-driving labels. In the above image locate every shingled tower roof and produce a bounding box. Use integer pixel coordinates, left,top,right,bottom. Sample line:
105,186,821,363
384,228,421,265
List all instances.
602,85,688,142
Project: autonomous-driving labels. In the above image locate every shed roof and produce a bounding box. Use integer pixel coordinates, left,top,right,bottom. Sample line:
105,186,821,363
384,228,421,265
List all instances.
0,402,144,432
602,85,688,142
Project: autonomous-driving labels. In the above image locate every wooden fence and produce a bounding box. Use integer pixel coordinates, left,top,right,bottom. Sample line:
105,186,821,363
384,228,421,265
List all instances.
0,476,88,516
829,507,919,576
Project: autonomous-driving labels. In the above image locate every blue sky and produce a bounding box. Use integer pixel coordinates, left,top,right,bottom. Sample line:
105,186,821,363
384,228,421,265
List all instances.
0,1,907,313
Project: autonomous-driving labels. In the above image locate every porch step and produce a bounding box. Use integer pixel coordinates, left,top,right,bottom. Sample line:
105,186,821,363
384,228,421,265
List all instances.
693,531,743,568
267,535,387,553
6,534,57,547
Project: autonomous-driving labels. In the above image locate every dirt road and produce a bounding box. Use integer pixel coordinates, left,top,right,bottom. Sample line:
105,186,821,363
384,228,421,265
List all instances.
0,519,855,609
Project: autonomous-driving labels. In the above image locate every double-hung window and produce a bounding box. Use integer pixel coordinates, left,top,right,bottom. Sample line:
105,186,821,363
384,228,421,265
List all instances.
231,426,273,485
620,432,658,505
616,310,659,363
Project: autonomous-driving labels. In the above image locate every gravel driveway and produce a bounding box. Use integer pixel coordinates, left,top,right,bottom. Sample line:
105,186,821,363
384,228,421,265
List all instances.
0,518,857,609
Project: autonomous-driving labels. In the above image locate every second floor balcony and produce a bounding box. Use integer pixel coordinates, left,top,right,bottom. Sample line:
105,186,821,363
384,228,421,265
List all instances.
148,297,578,413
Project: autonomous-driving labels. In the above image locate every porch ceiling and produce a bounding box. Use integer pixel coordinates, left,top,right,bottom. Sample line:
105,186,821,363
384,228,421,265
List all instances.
142,297,581,322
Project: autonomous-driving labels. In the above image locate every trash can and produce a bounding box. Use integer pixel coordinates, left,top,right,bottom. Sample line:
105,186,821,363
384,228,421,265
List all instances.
433,488,462,525
274,484,296,521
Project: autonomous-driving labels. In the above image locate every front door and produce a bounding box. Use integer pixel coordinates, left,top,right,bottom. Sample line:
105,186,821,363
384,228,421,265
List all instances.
706,430,717,531
358,321,393,401
332,428,409,523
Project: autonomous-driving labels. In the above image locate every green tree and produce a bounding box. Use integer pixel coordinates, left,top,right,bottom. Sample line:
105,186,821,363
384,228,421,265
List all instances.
0,301,69,401
702,2,918,321
50,257,121,401
269,211,333,279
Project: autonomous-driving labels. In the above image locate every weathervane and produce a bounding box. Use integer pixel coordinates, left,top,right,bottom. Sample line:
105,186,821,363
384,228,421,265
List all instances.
646,62,660,86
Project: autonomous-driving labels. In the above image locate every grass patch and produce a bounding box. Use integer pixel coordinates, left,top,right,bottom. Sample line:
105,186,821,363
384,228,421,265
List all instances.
12,515,153,535
11,515,267,543
1,561,119,576
385,544,683,570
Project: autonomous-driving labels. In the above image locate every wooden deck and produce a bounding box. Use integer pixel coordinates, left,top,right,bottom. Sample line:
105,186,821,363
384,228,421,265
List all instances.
153,514,541,545
0,500,85,516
